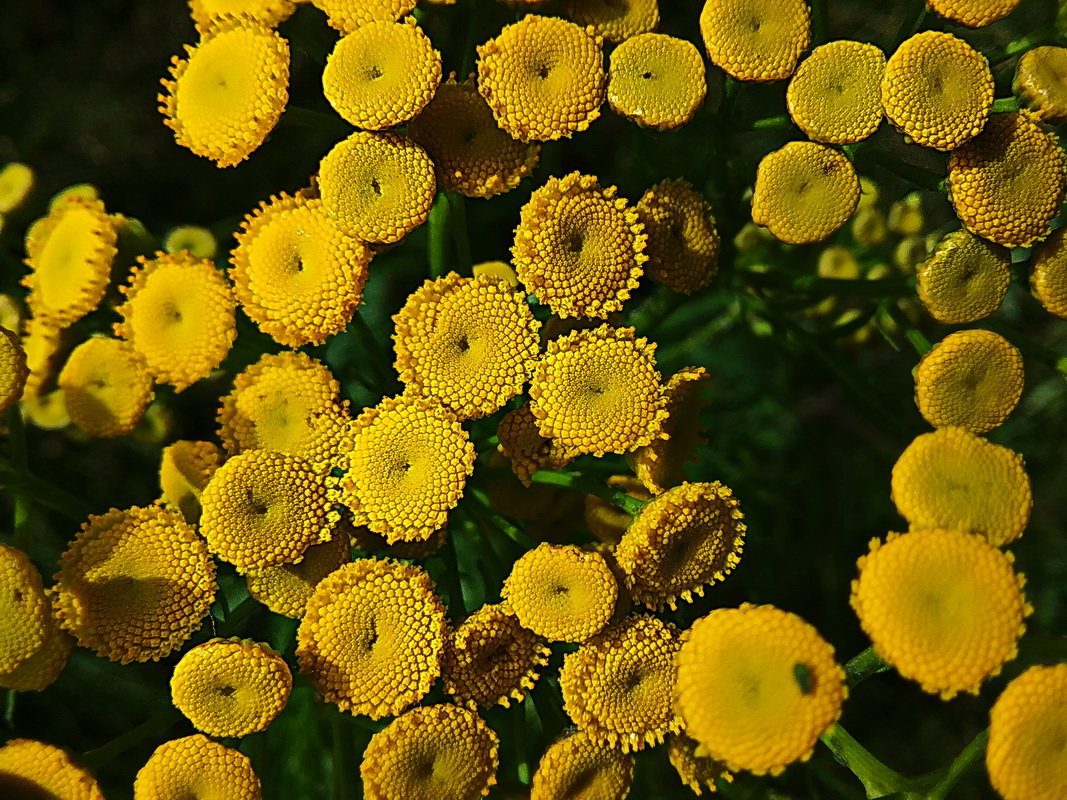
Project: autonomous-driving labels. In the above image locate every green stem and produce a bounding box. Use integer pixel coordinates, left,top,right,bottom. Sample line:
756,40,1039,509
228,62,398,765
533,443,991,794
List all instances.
988,33,1048,65
3,689,15,729
446,192,472,274
748,114,793,132
216,595,259,638
81,709,180,768
820,723,907,799
442,532,467,619
351,312,397,394
428,193,450,278
992,97,1020,113
466,487,534,549
331,714,355,800
884,300,932,357
844,646,890,688
529,470,648,516
926,729,988,800
4,407,32,550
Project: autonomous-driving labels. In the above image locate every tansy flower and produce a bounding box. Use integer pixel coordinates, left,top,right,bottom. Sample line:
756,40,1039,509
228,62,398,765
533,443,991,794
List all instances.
170,637,292,737
636,180,719,295
1014,46,1067,123
607,34,706,131
851,528,1029,699
914,329,1024,435
948,112,1067,248
0,591,73,693
230,192,371,347
159,16,289,167
133,735,261,800
164,225,218,259
296,558,448,718
349,519,448,560
114,251,237,392
498,403,574,486
1031,226,1067,319
188,0,296,29
916,229,1011,324
392,273,541,419
891,426,1031,546
310,0,416,34
159,439,223,524
323,18,441,130
675,604,846,775
472,260,520,286
318,131,436,244
751,142,859,245
0,326,28,414
360,704,499,800
565,0,658,42
0,544,50,673
987,663,1067,800
59,337,155,438
20,317,64,400
786,41,886,145
502,542,618,642
614,481,745,611
408,76,540,199
531,731,634,800
513,172,647,318
668,733,733,795
585,475,652,544
631,366,709,494
894,235,929,273
476,14,606,142
0,162,34,214
928,0,1021,27
0,739,104,800
699,0,810,82
53,506,216,663
244,526,350,617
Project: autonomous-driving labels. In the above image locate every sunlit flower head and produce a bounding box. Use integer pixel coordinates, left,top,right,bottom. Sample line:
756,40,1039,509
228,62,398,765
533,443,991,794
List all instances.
631,366,709,494
0,544,50,674
0,326,28,415
59,337,155,438
608,33,705,131
565,0,657,42
244,525,350,618
0,739,104,800
637,180,718,295
928,0,1020,27
497,403,574,486
531,731,634,800
787,41,886,144
133,735,261,800
310,0,416,34
1014,46,1067,124
1031,226,1067,319
699,0,810,82
916,229,1011,324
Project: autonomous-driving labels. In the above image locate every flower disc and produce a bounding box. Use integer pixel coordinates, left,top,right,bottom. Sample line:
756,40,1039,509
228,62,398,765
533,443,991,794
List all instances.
134,735,261,800
311,0,416,33
0,739,103,800
244,527,350,618
608,34,706,132
59,337,154,438
1032,226,1067,318
0,544,50,673
786,40,886,144
0,610,74,693
637,181,719,294
0,326,28,415
699,0,810,82
928,0,1020,27
1015,46,1067,124
565,0,658,43
916,229,1011,324
531,731,634,800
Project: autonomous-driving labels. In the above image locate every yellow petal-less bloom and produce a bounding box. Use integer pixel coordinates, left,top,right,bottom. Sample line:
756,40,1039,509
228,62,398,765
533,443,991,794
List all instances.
189,0,296,29
0,162,34,214
751,142,859,245
928,0,1020,27
636,180,719,295
0,326,28,414
987,664,1067,800
21,316,64,400
786,41,886,145
497,403,574,487
311,0,416,34
675,604,846,775
632,366,709,494
0,739,104,800
230,192,371,347
296,558,447,718
916,229,1011,324
914,329,1024,435
323,18,441,130
948,112,1067,248
1031,226,1067,318
59,337,155,438
361,704,499,800
134,735,261,800
607,34,706,132
164,224,218,259
565,0,658,43
513,172,647,318
53,506,216,663
531,731,634,800
668,733,733,795
851,529,1029,699
114,251,236,392
171,637,292,737
0,544,49,673
318,131,436,244
1015,46,1067,124
891,426,1031,546
0,602,73,692
502,543,618,642
699,0,810,82
244,527,350,618
393,273,541,419
159,439,223,524
476,14,606,142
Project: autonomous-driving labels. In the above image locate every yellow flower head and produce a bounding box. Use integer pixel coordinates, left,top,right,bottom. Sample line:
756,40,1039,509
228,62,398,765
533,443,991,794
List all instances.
133,735,261,800
318,131,436,244
53,506,216,663
1015,46,1067,124
296,558,447,718
230,192,371,347
159,439,223,524
513,172,647,318
189,0,296,29
310,0,416,34
244,526,350,618
0,593,73,693
531,731,634,800
114,251,236,392
675,604,846,775
59,337,155,438
21,316,64,400
928,0,1020,27
361,704,499,800
393,272,541,419
349,519,448,560
631,366,709,494
851,529,1029,699
916,229,1011,324
0,739,104,800
948,112,1067,248
0,326,28,415
476,14,606,142
787,41,886,145
0,162,34,214
699,0,810,82
498,403,574,487
0,544,50,673
1031,226,1067,319
565,0,658,43
164,225,218,260
607,33,706,132
637,179,719,295
668,733,733,796
891,426,1031,546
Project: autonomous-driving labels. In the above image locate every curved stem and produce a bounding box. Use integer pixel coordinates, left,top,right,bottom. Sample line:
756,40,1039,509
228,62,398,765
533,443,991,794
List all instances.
81,709,180,768
927,729,988,800
820,723,908,798
529,470,648,516
844,646,891,689
428,193,450,278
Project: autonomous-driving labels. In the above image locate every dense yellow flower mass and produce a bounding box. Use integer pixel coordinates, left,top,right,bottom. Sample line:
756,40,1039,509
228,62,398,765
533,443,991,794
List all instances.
244,526,350,618
133,735,261,800
1031,226,1067,318
915,229,1012,324
311,0,416,34
0,544,50,673
0,739,104,800
159,439,222,524
59,337,154,438
699,0,810,82
637,181,718,294
786,41,886,144
497,403,574,486
608,34,706,131
565,0,658,42
0,325,28,414
928,0,1020,27
530,731,634,800
1015,46,1067,123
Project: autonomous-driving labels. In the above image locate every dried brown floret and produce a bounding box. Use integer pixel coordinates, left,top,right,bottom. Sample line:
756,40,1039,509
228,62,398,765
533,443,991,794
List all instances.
53,505,216,663
133,735,261,800
607,34,705,131
948,112,1067,248
916,229,1011,324
1031,226,1067,319
59,337,155,438
1014,46,1067,124
786,41,886,144
476,15,606,142
498,403,574,487
699,0,810,82
189,0,296,29
531,731,634,800
928,0,1020,27
631,366,709,493
0,326,28,414
636,180,718,294
296,558,447,718
0,604,74,692
751,142,859,245
244,525,350,618
668,733,733,795
160,440,223,524
585,475,652,544
310,0,416,34
0,739,103,800
565,0,658,42
0,544,50,673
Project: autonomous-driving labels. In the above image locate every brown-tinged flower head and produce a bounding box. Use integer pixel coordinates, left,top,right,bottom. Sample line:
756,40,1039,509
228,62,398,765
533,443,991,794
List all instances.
189,0,296,29
928,0,1020,27
585,475,652,545
668,733,733,795
565,0,658,42
502,542,618,642
58,337,155,438
20,316,63,400
560,614,682,751
409,76,540,198
339,394,475,543
164,225,218,260
230,192,371,347
699,0,810,82
675,604,846,775
915,229,1011,324
245,524,350,618
751,142,859,245
636,180,718,294
948,112,1067,248
1031,226,1067,319
114,251,236,392
361,704,499,800
987,663,1067,800
0,162,33,214
530,731,634,800
160,440,223,524
323,18,441,130
393,272,541,419
914,329,1024,435
0,739,104,800
614,481,744,611
53,505,216,663
310,0,416,33
442,603,551,708
631,366,709,494
0,544,50,673
159,16,289,168
891,426,1031,546
22,196,118,326
0,326,28,414
133,735,261,800
1014,46,1067,123
296,558,448,718
851,529,1029,699
476,15,606,142
0,596,74,692
498,403,574,487
608,33,705,131
318,131,436,244
513,172,647,318
528,324,667,456
171,637,292,737
786,41,886,144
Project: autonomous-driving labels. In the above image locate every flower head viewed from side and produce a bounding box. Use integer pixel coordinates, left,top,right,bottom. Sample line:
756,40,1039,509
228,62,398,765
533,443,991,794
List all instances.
133,735,262,800
1014,46,1067,123
310,0,416,34
244,526,351,618
159,439,223,524
497,403,574,486
0,544,50,673
631,366,709,494
927,0,1021,27
0,325,28,415
1031,226,1067,319
565,0,659,43
668,733,733,795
